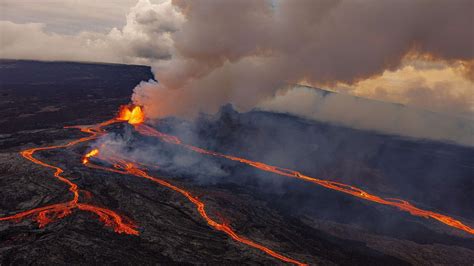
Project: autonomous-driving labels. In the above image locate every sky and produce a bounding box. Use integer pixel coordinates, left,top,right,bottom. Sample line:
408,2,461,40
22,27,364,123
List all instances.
1,0,473,144
0,0,138,34
0,0,179,64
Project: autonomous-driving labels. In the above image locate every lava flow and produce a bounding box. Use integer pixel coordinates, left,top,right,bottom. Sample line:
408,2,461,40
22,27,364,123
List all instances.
83,151,305,265
4,102,471,265
0,118,138,235
135,123,474,235
82,105,306,265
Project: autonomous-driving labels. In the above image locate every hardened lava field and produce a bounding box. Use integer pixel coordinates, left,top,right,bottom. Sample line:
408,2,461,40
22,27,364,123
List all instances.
1,60,473,265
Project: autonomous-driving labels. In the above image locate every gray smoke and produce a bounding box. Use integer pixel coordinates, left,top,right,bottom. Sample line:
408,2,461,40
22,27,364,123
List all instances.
91,124,229,184
133,0,473,118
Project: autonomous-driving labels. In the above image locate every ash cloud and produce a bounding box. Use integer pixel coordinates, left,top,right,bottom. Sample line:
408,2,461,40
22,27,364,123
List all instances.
133,0,473,118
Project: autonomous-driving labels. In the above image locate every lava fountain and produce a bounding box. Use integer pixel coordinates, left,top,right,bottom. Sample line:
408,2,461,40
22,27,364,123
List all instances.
117,105,145,125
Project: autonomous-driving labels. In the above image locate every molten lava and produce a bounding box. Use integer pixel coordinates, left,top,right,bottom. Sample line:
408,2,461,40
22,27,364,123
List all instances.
117,104,144,125
3,103,473,266
83,151,306,265
83,148,99,164
129,106,145,125
0,119,138,235
135,124,474,235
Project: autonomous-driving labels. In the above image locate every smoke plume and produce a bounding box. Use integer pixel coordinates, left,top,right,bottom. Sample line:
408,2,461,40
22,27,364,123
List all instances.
132,0,473,119
3,0,472,144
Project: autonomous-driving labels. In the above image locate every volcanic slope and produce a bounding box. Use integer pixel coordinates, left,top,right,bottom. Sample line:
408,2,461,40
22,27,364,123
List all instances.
0,60,473,265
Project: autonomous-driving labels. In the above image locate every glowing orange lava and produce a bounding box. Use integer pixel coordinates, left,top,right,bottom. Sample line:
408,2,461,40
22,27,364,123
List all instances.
117,105,132,121
135,124,474,235
83,148,99,164
4,103,472,266
117,105,144,125
83,151,306,266
0,119,138,235
1,105,303,264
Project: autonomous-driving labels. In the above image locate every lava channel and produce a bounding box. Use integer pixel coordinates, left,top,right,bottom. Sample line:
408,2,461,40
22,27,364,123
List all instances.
135,123,474,235
0,119,138,235
83,150,306,266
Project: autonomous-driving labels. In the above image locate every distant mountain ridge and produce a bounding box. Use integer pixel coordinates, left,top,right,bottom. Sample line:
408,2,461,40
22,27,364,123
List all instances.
259,84,474,146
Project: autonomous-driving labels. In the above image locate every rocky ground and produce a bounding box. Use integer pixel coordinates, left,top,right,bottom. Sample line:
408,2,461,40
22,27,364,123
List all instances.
0,60,472,265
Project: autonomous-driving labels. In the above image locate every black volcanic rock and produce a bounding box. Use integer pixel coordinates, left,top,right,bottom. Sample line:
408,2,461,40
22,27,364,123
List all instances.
0,59,154,134
177,107,474,220
0,60,473,265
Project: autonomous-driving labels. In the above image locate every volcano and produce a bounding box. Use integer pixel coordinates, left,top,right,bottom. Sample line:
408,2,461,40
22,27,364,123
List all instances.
0,60,473,265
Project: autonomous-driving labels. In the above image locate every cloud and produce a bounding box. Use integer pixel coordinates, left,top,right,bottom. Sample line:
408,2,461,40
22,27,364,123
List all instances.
330,59,474,116
0,0,138,34
0,0,184,64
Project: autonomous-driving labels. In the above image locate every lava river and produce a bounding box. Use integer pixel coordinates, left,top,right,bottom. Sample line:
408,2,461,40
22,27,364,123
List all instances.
1,105,306,265
86,105,307,265
2,103,473,266
134,121,474,235
0,119,138,234
84,150,305,265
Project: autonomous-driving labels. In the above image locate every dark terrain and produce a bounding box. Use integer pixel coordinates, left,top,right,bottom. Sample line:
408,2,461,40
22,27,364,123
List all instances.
0,60,473,265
